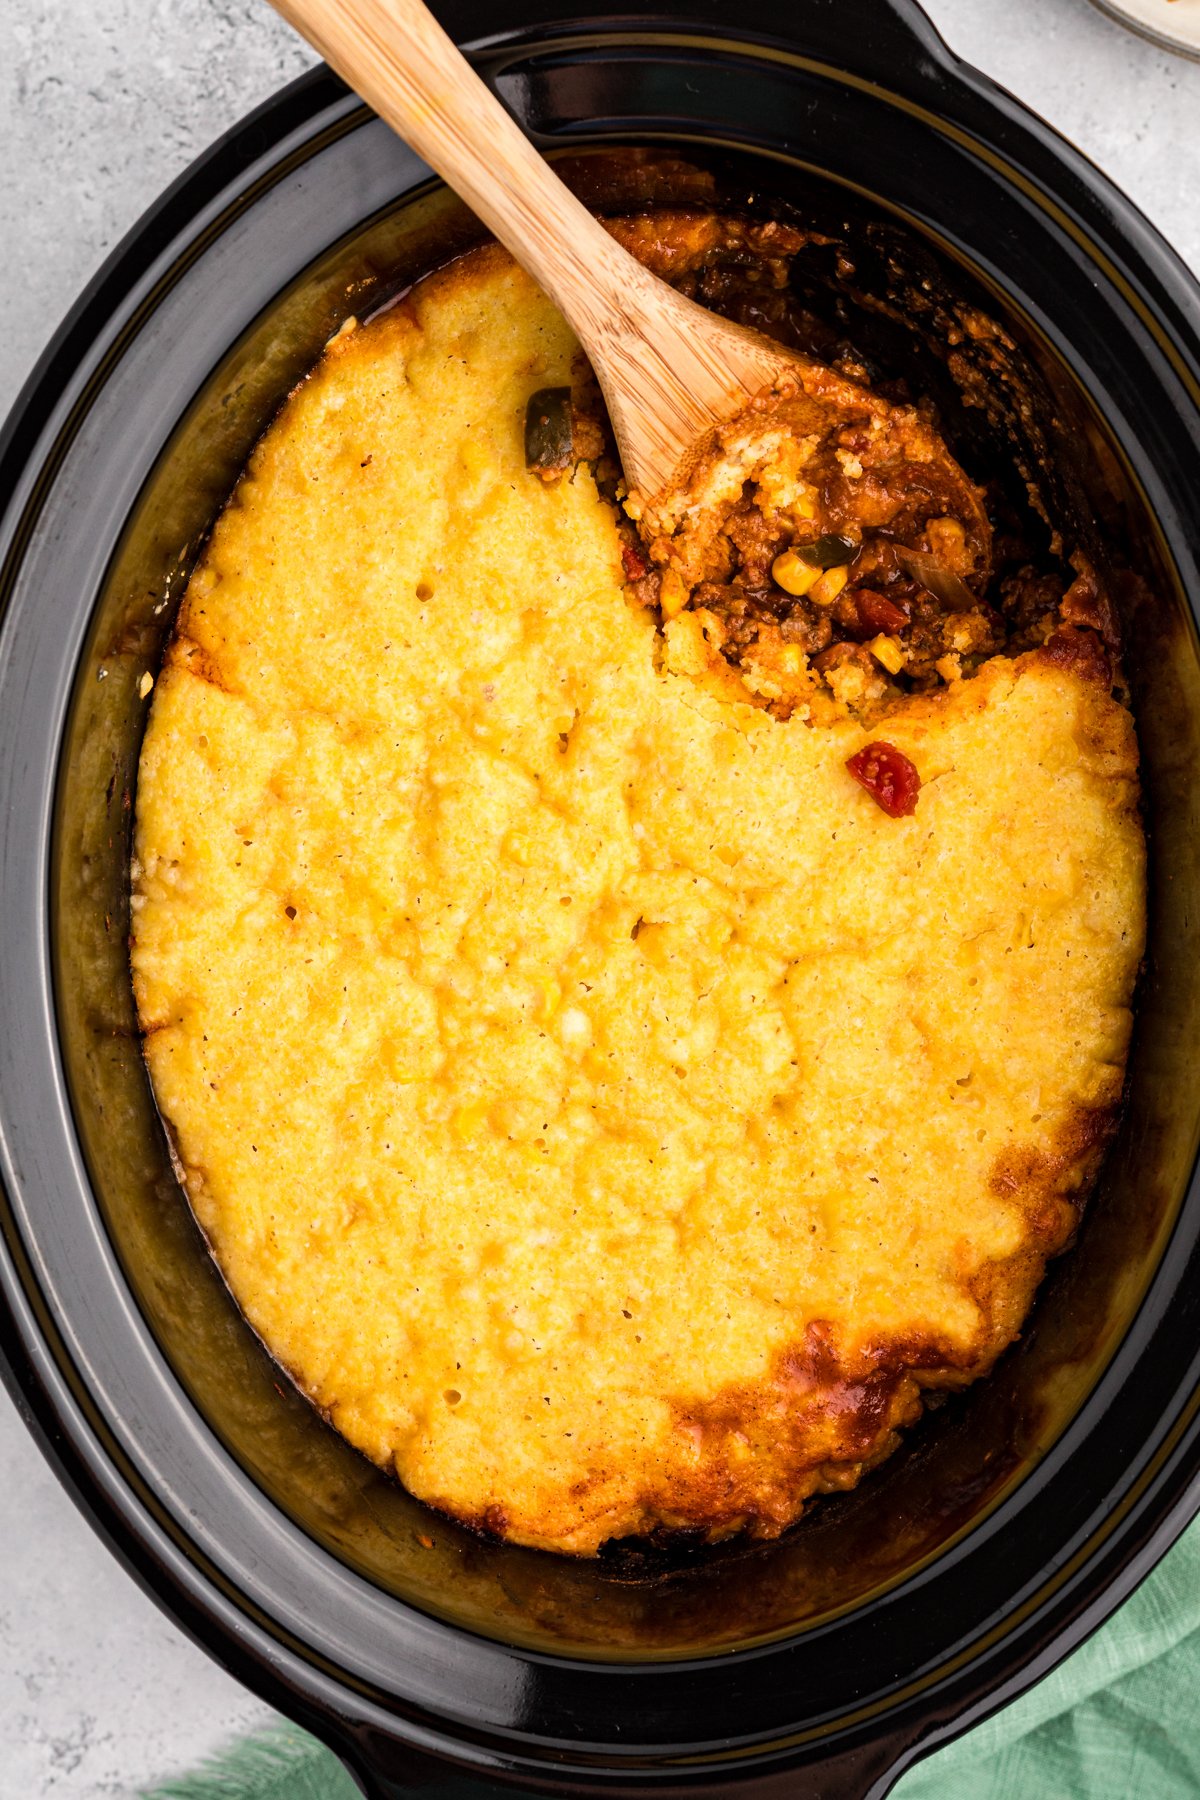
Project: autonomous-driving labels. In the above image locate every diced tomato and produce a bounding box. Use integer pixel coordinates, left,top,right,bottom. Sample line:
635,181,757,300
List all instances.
621,541,649,581
845,741,921,818
852,589,909,637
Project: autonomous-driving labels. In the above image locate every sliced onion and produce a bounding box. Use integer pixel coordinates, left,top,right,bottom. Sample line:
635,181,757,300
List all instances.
898,548,978,611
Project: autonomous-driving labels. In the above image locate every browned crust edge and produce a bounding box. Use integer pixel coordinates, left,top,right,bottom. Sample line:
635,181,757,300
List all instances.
420,1101,1120,1558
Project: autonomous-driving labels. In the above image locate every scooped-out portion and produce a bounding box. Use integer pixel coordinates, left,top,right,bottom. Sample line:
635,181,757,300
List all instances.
597,216,1114,734
131,219,1144,1557
626,364,991,716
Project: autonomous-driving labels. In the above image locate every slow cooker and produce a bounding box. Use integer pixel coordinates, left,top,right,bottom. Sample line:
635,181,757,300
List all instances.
2,2,1200,1794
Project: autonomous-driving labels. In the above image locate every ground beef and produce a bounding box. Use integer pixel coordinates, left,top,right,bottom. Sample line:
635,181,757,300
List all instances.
694,582,833,656
724,499,788,588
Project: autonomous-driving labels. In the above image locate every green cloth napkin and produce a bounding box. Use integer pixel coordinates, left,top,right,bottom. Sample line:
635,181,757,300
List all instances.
142,1515,1200,1799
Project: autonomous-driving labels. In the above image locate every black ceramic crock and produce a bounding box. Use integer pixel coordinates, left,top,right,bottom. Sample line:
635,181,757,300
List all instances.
3,3,1200,1795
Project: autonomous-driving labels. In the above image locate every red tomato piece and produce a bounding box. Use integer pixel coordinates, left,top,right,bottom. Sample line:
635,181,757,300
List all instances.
621,541,649,581
845,741,921,817
853,589,910,636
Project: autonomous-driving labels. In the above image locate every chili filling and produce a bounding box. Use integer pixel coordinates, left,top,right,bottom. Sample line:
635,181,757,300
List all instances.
523,212,1116,729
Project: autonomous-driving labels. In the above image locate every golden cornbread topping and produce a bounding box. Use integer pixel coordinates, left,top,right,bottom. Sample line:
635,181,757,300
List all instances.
131,224,1144,1557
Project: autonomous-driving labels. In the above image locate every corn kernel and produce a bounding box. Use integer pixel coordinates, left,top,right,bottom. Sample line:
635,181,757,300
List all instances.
771,550,821,597
704,912,733,951
459,437,490,480
451,1099,489,1138
867,634,906,675
559,1006,592,1049
810,566,850,607
660,568,689,619
928,516,967,562
538,978,562,1020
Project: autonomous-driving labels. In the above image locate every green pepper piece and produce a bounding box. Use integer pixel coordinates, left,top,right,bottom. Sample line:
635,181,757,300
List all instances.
525,387,574,475
795,533,858,569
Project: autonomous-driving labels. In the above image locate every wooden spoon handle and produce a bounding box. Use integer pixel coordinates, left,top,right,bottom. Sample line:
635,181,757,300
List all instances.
268,0,798,497
270,0,641,336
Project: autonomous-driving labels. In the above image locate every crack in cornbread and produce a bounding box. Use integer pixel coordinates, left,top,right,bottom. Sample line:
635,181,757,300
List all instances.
131,241,1144,1556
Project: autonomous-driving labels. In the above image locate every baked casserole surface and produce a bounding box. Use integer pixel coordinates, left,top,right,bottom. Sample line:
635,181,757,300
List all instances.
132,239,1144,1555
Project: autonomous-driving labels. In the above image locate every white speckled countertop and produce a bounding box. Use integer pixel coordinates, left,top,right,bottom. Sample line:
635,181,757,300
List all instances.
2,1,1198,1793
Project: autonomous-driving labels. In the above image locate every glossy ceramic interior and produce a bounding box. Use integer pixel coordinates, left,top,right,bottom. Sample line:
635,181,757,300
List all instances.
3,4,1200,1795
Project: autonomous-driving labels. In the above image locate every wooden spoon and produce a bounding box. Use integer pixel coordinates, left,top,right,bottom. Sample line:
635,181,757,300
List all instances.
268,0,804,500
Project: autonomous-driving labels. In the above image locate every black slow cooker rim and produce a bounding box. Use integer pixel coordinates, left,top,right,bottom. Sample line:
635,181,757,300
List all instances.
3,4,1200,1796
